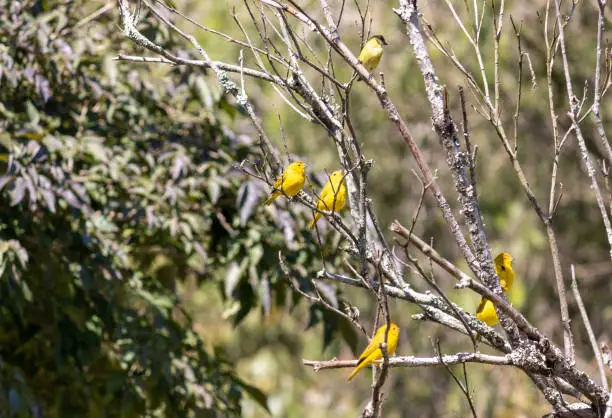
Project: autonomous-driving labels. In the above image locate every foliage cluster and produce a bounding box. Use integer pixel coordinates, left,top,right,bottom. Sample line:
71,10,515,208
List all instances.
0,1,352,415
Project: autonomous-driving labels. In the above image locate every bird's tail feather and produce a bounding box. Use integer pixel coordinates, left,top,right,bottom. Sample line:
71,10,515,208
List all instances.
263,191,280,206
347,362,365,381
309,213,321,229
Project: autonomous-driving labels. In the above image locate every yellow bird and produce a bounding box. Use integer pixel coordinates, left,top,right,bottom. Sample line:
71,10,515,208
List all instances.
309,170,347,229
475,298,499,327
494,252,514,292
476,252,515,327
347,323,400,381
358,35,388,74
263,161,306,205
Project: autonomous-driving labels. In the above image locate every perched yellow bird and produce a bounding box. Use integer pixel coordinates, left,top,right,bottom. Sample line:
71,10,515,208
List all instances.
309,170,347,229
263,161,306,205
476,252,515,327
494,252,514,292
347,323,400,381
358,35,388,74
475,298,499,327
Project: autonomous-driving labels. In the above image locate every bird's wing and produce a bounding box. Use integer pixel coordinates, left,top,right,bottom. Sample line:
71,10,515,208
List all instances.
358,40,370,63
356,326,389,366
356,338,380,366
317,182,333,210
330,176,342,192
326,179,344,207
272,172,285,190
500,270,513,292
476,297,488,314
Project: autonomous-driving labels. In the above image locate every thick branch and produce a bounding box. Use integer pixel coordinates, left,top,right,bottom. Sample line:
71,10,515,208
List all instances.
317,269,511,353
393,0,521,346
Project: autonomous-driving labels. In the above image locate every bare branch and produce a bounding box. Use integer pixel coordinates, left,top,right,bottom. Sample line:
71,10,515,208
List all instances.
553,0,612,260
304,352,516,371
393,0,523,349
458,86,478,200
114,0,612,413
571,265,608,390
592,0,612,168
435,340,478,418
391,221,472,283
316,268,511,353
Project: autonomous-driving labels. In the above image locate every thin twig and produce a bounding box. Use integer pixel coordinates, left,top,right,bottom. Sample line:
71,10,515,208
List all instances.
510,16,523,152
75,2,113,28
364,256,393,418
391,221,473,282
458,86,478,200
435,340,478,418
571,265,608,390
317,268,511,353
553,0,612,260
396,240,478,351
280,253,368,336
592,0,612,168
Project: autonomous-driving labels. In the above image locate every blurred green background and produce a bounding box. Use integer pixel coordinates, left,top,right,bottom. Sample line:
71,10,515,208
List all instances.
0,0,610,417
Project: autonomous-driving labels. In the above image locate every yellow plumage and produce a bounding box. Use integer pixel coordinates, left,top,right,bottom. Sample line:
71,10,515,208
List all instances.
358,35,388,74
347,323,400,381
495,252,514,292
263,161,306,205
476,252,515,327
309,170,347,229
475,298,499,327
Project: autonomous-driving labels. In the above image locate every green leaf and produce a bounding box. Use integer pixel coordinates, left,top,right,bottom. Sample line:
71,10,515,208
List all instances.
208,177,221,204
225,260,247,298
338,316,359,355
0,132,12,150
218,95,237,119
233,280,255,326
19,280,33,303
85,139,108,162
234,377,270,414
322,309,339,350
306,305,323,329
10,177,26,206
25,101,40,126
194,76,213,110
15,127,45,142
8,389,23,415
250,244,263,266
84,314,103,336
138,288,174,313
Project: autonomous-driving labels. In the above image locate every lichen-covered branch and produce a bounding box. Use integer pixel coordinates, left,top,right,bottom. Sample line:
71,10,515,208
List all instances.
393,0,519,347
303,350,554,376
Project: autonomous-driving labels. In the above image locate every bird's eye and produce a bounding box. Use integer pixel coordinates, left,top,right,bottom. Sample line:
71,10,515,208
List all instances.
501,266,506,271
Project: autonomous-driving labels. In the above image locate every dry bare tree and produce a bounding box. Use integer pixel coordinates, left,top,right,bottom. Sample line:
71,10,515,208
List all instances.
115,0,612,416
